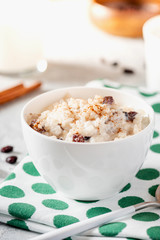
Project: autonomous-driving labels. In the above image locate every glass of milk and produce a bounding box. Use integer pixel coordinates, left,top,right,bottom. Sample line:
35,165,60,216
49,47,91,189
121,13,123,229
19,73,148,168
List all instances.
143,16,160,90
0,0,47,75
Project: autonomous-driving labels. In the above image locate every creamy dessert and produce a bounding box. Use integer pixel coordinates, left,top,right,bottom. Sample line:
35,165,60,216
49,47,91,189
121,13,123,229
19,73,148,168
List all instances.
28,95,149,143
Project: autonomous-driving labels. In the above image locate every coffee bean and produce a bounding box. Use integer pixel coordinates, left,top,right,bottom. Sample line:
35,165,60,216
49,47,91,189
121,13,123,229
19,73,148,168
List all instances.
1,146,13,153
112,62,118,67
123,68,134,74
6,156,17,164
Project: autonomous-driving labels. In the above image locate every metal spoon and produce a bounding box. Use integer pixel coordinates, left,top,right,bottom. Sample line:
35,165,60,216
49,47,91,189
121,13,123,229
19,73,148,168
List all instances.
31,185,160,240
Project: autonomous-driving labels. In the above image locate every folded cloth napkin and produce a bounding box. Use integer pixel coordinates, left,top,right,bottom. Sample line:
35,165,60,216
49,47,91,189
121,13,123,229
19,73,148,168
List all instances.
0,80,160,240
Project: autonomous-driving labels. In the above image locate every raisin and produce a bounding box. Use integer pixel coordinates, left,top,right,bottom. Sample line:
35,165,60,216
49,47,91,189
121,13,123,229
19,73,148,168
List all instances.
84,136,91,141
6,156,17,164
73,134,85,143
112,62,118,67
103,96,114,105
123,68,134,74
124,111,137,122
1,146,13,153
58,137,63,140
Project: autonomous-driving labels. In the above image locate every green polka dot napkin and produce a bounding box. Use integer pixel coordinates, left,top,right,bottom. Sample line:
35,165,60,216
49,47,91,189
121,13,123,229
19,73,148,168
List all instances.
0,80,160,240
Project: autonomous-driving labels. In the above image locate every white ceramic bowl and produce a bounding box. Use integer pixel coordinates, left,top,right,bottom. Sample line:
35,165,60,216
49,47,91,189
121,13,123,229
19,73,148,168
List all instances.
21,87,154,200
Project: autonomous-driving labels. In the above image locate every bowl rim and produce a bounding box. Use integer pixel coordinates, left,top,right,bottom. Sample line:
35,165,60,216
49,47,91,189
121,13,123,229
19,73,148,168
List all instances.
21,86,155,146
92,0,160,13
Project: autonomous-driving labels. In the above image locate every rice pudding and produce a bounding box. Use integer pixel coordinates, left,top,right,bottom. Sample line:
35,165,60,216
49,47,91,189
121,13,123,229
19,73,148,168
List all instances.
28,95,150,143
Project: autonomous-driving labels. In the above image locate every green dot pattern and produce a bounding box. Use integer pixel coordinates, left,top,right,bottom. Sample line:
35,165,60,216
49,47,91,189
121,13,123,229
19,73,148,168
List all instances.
54,215,79,228
152,103,160,113
23,162,40,176
150,144,160,154
120,183,131,193
118,196,144,208
153,131,159,138
86,207,111,218
8,203,36,220
99,222,126,237
148,185,159,197
132,212,159,222
139,91,158,97
32,183,56,194
1,84,160,238
42,199,68,210
104,84,121,89
136,168,159,180
147,226,160,239
7,219,29,230
5,173,16,181
0,186,25,198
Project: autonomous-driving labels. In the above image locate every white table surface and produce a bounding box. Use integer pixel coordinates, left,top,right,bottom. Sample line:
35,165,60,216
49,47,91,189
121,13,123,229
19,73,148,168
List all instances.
0,0,146,239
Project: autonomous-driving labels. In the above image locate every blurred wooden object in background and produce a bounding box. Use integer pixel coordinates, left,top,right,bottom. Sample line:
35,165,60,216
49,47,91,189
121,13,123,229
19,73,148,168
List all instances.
89,0,160,37
0,81,41,104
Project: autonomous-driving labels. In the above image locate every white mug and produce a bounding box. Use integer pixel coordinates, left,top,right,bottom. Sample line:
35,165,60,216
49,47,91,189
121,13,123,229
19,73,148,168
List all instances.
143,15,160,90
0,0,47,75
